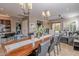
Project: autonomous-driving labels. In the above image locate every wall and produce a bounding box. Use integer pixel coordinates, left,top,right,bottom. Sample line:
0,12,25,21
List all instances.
10,16,79,34
29,17,37,33
21,20,28,35
21,16,37,35
10,16,37,35
11,19,16,32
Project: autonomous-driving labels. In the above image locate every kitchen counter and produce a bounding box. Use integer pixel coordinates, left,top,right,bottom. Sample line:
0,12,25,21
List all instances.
2,34,52,56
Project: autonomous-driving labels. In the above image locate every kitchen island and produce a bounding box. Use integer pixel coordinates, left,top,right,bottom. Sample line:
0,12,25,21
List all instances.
1,34,52,56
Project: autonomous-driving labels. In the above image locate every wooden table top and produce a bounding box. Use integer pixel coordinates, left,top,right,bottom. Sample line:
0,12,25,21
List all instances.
6,44,33,56
3,35,51,56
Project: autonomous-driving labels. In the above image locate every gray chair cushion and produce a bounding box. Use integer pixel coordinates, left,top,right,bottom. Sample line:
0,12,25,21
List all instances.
38,39,50,56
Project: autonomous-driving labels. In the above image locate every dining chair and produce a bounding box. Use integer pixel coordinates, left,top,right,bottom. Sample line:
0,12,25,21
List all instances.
48,35,57,56
54,35,59,55
37,39,50,56
56,33,62,54
30,39,50,56
29,44,41,56
47,30,57,56
48,32,62,56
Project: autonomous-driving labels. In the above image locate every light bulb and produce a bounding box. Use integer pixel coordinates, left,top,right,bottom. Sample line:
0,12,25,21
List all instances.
42,11,46,16
27,3,32,10
46,10,50,17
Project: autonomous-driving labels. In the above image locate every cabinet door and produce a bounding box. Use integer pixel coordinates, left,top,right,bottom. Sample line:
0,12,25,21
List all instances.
0,20,11,32
0,20,3,24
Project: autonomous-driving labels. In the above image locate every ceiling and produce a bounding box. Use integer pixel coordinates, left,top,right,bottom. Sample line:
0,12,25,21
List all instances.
0,3,79,20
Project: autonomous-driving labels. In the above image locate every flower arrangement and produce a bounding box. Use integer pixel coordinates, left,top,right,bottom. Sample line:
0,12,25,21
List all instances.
35,25,45,38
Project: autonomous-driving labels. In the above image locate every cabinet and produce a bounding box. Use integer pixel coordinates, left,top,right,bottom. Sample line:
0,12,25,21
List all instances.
0,14,11,32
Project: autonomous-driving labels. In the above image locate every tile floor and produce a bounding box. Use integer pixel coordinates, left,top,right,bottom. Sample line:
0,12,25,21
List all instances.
48,43,79,56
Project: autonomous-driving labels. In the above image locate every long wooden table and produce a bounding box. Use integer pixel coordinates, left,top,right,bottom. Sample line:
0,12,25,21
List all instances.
2,35,51,56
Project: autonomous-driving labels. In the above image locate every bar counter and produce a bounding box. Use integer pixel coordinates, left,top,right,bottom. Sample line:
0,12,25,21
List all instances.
2,35,51,56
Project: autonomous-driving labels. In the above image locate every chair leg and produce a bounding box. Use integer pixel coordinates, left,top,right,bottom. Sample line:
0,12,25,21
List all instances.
54,46,56,56
49,52,51,56
56,45,59,55
59,43,61,51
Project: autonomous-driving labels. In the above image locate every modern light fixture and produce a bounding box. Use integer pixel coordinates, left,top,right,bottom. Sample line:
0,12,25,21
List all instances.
19,3,32,10
19,3,32,34
42,10,50,20
27,3,32,10
46,10,50,17
42,11,46,16
42,10,50,17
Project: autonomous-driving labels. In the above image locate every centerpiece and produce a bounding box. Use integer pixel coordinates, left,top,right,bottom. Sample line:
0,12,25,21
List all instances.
35,25,45,38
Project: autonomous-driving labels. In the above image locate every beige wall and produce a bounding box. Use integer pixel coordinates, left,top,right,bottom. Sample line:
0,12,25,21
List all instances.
21,20,28,35
11,19,16,32
10,16,37,35
21,16,37,35
29,17,37,33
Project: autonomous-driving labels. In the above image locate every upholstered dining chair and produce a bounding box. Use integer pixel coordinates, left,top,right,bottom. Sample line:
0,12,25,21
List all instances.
38,39,50,56
29,39,50,56
48,36,56,56
48,32,62,56
29,44,41,56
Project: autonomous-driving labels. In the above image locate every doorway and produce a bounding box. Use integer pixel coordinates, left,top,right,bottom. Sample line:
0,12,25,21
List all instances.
16,22,22,34
52,22,61,32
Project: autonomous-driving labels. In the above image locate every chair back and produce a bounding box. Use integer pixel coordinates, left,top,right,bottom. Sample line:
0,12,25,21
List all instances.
54,31,59,36
49,30,54,36
54,31,63,43
57,33,62,43
47,35,54,52
38,39,50,56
